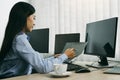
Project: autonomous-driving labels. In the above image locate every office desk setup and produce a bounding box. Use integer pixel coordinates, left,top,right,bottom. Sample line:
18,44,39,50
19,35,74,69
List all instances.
2,60,120,80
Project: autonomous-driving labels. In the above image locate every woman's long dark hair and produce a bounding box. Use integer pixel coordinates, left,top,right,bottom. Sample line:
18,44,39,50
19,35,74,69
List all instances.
0,2,35,61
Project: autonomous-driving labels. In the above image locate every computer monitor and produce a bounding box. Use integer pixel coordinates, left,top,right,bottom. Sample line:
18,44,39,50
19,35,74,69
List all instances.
54,33,80,54
27,28,49,53
84,17,118,66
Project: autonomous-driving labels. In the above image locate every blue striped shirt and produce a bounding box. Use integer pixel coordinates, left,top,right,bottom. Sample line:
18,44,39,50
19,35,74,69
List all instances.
0,32,68,78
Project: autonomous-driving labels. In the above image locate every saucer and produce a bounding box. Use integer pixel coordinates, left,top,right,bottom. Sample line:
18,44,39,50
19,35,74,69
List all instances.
49,71,72,77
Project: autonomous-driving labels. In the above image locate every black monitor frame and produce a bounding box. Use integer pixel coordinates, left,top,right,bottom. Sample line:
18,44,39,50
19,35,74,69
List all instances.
84,17,118,66
54,33,80,54
27,28,49,53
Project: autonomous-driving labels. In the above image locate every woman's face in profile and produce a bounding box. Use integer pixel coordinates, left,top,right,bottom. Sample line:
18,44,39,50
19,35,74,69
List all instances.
26,14,36,32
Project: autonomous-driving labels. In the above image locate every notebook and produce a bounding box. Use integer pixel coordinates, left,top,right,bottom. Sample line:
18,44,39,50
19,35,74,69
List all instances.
62,42,87,63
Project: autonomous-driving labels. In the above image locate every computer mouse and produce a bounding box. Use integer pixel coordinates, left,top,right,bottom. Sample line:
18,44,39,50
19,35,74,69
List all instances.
75,68,90,73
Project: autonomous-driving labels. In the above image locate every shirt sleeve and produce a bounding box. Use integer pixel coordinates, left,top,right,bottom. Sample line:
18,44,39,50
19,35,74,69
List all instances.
15,36,68,73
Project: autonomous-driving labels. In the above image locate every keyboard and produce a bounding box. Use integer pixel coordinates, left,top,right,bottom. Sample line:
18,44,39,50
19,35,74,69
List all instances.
66,63,89,71
104,66,120,74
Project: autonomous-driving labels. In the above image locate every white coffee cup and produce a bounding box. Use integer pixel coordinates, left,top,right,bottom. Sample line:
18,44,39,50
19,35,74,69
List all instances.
53,64,68,74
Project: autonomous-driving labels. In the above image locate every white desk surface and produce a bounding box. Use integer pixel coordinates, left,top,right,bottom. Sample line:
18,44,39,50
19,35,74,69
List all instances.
2,68,120,80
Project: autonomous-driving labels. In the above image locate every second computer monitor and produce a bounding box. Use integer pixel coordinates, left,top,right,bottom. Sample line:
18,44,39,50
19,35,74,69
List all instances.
54,33,80,54
27,28,49,53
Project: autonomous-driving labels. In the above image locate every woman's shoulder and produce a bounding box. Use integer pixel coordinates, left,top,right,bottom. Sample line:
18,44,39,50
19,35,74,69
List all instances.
15,32,27,41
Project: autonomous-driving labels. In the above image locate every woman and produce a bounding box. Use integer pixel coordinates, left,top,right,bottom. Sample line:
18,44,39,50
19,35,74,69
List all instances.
0,2,75,78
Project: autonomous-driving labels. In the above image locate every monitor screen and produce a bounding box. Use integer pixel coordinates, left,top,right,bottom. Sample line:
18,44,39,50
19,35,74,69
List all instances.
27,28,49,53
54,33,80,54
84,17,118,66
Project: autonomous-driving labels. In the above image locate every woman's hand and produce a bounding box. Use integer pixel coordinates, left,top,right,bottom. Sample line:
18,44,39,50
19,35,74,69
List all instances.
64,48,75,59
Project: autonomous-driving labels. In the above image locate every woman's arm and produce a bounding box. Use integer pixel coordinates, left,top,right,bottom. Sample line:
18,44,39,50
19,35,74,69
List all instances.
15,35,68,73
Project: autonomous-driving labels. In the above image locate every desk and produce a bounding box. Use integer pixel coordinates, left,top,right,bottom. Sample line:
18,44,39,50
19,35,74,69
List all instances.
2,69,120,80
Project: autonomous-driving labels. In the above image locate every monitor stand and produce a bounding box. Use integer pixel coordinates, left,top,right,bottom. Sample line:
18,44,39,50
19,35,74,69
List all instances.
98,56,108,66
86,56,115,68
